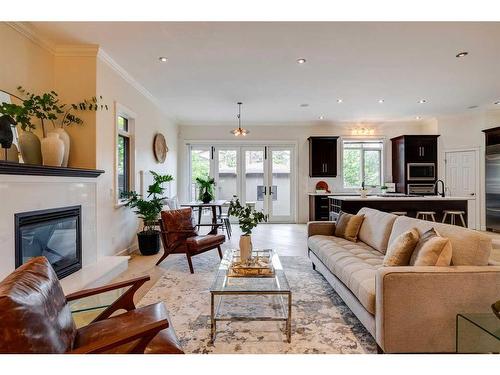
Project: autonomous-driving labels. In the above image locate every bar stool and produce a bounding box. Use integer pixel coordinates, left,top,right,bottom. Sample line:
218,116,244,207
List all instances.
442,210,466,227
391,211,407,216
416,211,436,222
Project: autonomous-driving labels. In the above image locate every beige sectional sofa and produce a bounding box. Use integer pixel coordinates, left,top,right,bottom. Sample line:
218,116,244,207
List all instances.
307,207,500,353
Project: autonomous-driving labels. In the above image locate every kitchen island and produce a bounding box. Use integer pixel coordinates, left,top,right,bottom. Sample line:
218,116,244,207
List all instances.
329,195,474,227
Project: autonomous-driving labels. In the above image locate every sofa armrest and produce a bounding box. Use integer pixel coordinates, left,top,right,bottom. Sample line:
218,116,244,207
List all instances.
375,265,500,353
307,221,336,237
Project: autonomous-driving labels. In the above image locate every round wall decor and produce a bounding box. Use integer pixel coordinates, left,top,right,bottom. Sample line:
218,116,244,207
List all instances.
153,133,168,163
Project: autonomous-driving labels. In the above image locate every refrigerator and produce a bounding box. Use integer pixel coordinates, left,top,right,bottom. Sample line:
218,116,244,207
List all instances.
485,143,500,231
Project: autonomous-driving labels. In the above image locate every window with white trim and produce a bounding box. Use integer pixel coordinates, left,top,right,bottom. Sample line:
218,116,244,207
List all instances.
342,140,383,188
115,104,135,204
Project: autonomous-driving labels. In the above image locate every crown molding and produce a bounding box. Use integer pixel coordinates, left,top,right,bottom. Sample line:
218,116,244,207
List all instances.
6,22,55,54
55,45,100,57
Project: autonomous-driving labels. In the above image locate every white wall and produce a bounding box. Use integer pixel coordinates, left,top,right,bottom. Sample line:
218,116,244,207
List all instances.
96,58,178,257
179,121,428,223
435,109,500,230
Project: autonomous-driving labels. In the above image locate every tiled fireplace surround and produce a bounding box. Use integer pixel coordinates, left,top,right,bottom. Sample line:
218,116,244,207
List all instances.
0,174,128,293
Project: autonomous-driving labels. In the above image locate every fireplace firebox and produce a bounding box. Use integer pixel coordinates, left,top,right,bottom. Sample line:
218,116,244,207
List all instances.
15,206,82,279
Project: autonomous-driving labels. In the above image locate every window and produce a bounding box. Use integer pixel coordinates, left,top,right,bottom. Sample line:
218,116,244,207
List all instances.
342,140,383,188
115,105,135,205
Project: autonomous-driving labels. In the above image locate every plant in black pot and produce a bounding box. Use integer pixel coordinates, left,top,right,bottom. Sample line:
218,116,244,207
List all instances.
196,176,215,203
124,171,174,255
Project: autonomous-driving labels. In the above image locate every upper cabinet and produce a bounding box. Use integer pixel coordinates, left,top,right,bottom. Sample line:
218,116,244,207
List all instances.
308,136,338,177
404,136,438,162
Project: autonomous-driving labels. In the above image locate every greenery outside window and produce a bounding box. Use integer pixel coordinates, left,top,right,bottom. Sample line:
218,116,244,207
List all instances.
342,140,383,188
116,105,135,205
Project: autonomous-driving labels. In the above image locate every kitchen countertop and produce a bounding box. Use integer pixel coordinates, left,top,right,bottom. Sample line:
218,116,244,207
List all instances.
328,195,474,201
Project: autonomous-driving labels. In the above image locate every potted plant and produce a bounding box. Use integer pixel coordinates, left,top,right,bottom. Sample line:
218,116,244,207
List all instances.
380,185,388,194
124,171,174,255
196,176,215,203
228,196,267,262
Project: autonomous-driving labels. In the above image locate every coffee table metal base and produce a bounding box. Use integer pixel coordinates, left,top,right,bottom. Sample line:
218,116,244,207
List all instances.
210,290,292,343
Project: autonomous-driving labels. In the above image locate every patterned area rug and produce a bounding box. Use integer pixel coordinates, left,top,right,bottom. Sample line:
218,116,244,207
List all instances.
139,251,376,354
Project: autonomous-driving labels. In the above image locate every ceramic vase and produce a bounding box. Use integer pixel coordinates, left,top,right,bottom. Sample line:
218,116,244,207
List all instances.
239,235,253,262
18,131,42,165
6,144,19,162
41,133,64,166
49,128,70,167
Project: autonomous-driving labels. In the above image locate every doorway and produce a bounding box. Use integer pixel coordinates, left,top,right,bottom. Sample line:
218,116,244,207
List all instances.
189,143,296,223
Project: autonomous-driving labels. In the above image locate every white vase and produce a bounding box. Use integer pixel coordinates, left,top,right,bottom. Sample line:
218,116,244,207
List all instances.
239,235,253,262
49,128,70,167
41,133,64,166
18,131,42,165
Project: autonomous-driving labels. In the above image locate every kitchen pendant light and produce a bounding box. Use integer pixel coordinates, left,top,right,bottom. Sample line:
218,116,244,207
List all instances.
230,102,249,136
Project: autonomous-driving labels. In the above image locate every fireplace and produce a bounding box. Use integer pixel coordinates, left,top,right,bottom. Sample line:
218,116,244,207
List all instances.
15,206,82,279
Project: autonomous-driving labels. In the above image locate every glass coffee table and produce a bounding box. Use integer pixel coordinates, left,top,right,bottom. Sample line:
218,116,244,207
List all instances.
456,313,500,353
210,249,292,343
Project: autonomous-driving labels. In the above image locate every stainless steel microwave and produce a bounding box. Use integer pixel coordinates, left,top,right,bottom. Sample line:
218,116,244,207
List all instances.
407,163,436,180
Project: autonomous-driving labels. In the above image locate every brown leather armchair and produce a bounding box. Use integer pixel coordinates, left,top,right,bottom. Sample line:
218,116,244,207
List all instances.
0,257,184,354
156,207,226,273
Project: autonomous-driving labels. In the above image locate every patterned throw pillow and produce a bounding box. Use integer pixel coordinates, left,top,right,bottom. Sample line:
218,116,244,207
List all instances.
410,228,452,266
383,228,420,266
334,211,365,242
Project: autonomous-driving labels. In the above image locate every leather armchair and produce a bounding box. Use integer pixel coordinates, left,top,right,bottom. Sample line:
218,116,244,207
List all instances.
156,207,226,273
0,257,184,354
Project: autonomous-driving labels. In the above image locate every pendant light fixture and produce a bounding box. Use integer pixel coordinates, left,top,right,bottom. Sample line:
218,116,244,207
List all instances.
230,102,249,136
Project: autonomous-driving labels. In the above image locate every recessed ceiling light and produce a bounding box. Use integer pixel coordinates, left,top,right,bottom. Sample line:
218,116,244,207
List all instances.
337,99,343,103
300,103,309,107
296,58,307,64
319,115,324,120
378,99,384,104
159,56,168,62
456,51,469,58
418,99,427,104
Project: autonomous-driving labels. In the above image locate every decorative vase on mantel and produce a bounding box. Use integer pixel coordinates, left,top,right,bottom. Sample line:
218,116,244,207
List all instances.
48,127,70,167
41,132,64,166
18,131,42,165
239,234,253,262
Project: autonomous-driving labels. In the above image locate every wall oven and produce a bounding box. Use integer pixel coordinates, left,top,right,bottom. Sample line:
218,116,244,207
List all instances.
407,163,436,181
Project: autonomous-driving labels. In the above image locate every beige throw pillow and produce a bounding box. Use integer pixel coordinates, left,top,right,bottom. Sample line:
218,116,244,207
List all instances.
383,228,420,266
410,228,452,266
335,211,365,242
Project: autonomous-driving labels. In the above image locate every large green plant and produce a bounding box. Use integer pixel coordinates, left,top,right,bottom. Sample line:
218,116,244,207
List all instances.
196,176,215,201
124,171,174,233
228,196,267,236
0,87,108,135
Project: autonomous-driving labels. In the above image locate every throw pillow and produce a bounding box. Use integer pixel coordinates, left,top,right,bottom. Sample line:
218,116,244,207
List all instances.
410,228,453,266
334,211,365,242
383,228,420,266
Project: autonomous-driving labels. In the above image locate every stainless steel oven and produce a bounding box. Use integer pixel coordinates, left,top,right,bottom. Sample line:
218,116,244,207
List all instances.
407,183,436,195
407,163,436,180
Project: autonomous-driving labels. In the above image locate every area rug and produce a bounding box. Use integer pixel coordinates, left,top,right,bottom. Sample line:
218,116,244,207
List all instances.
139,251,377,354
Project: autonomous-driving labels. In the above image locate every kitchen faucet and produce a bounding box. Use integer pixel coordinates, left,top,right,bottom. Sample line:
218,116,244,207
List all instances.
434,179,445,197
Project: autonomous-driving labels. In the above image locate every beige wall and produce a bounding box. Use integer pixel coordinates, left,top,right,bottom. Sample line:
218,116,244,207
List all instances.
96,58,178,256
179,120,428,223
0,23,179,258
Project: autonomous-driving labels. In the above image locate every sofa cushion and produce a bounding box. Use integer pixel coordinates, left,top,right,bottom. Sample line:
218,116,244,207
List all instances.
334,211,365,242
389,216,491,266
383,228,420,266
308,235,384,314
409,228,452,266
357,207,398,254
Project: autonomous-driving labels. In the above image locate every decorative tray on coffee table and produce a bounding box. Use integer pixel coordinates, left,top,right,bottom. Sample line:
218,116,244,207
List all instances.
228,249,275,277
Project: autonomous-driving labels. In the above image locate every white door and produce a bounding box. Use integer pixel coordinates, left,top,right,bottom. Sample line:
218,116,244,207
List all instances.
267,146,294,222
214,147,240,201
445,150,478,228
241,147,268,214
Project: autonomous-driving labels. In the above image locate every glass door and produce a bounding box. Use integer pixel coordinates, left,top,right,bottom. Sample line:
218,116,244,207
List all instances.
242,147,267,214
267,147,294,222
189,145,213,201
214,147,240,201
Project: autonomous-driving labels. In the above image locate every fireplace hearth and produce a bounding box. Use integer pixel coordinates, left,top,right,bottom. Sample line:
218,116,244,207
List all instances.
15,206,82,279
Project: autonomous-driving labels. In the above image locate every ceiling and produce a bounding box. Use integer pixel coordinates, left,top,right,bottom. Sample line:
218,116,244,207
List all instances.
30,22,500,125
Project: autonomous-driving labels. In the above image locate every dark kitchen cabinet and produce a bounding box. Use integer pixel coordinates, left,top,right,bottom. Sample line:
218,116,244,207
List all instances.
309,195,330,221
308,136,338,177
391,135,439,193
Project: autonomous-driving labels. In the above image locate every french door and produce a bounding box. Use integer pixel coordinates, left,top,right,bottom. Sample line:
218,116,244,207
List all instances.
189,144,295,223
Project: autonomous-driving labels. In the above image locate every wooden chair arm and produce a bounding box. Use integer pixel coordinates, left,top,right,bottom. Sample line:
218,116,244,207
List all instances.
65,275,150,301
69,319,169,354
66,275,150,323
